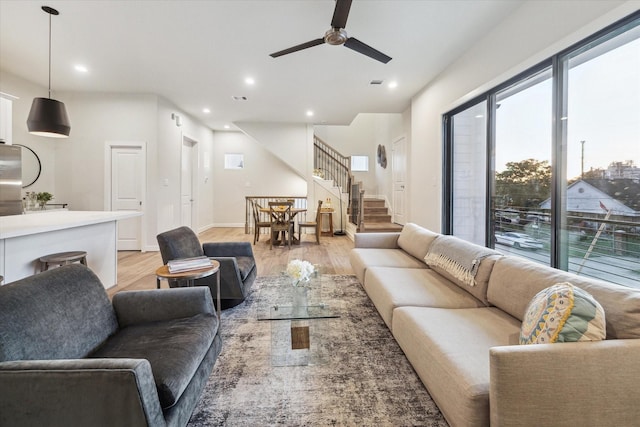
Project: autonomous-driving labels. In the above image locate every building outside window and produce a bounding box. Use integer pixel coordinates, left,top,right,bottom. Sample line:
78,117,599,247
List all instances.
444,12,640,288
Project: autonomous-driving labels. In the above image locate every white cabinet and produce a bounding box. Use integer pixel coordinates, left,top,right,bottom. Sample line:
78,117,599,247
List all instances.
0,96,13,145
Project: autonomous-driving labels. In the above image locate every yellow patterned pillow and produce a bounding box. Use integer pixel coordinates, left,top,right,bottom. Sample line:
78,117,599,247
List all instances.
520,282,606,344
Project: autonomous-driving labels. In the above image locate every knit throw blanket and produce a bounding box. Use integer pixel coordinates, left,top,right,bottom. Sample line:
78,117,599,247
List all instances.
424,235,497,287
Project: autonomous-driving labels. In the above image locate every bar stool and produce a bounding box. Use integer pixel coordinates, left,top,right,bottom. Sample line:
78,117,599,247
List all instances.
39,251,88,272
320,208,334,236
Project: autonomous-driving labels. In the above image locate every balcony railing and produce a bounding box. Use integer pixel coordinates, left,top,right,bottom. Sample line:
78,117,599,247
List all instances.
490,207,640,288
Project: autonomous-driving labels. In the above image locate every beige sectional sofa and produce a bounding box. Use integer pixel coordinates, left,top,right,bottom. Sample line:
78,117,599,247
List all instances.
350,223,640,427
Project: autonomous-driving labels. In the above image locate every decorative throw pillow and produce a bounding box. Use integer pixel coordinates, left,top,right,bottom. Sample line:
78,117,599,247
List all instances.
520,282,606,344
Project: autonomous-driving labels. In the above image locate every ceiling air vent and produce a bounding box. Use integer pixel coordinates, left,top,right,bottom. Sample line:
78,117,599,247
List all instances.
370,80,384,85
232,96,248,101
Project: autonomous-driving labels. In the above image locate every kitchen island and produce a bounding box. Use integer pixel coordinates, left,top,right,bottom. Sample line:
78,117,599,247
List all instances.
0,211,142,288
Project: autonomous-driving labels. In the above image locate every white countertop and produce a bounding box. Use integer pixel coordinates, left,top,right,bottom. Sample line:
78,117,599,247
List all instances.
0,211,143,239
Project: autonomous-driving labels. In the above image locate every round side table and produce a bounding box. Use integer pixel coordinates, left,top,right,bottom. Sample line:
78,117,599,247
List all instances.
155,260,221,322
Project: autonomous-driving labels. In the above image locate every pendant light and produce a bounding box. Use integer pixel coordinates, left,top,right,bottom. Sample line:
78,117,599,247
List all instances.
27,6,70,138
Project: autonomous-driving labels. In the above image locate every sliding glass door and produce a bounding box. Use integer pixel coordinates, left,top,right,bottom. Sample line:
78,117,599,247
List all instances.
444,11,640,288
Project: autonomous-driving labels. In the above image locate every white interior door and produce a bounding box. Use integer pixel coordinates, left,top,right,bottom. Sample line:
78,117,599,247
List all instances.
111,146,143,250
181,137,197,228
392,136,407,225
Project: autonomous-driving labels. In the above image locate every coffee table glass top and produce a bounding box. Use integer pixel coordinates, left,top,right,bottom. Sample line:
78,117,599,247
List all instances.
258,303,339,321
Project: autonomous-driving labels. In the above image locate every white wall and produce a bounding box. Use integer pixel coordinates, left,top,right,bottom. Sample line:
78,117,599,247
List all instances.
0,71,216,250
211,130,308,227
155,97,215,236
314,113,404,211
409,0,637,231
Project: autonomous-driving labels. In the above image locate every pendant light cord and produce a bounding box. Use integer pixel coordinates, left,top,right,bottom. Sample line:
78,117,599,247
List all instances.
48,9,52,99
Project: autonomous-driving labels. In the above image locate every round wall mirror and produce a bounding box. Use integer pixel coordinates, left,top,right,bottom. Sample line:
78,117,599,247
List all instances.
14,144,42,188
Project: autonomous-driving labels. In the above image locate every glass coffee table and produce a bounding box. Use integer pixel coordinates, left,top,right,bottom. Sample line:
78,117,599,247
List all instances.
257,273,340,366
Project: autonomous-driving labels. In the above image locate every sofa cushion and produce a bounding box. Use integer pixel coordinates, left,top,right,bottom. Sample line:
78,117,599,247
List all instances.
349,248,427,284
0,265,118,362
424,235,501,305
364,267,485,328
396,223,439,261
90,313,217,409
520,282,606,344
487,256,640,339
235,256,255,282
392,306,521,427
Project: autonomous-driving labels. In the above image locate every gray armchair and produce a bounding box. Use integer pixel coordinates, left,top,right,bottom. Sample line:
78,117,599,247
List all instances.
156,226,256,309
0,264,221,427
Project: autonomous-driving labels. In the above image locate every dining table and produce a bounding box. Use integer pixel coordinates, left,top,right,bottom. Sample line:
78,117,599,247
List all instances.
259,205,307,245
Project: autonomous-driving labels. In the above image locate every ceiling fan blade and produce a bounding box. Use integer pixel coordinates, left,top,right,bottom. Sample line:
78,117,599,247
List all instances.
331,0,352,29
270,38,325,58
344,37,392,64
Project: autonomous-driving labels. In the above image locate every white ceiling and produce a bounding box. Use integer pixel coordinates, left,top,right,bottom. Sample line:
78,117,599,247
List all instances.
0,0,523,130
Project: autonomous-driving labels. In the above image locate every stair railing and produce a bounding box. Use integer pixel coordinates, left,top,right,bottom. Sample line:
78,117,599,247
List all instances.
313,135,353,221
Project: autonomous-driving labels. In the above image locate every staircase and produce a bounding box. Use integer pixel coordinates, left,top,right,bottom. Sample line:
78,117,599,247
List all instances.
361,199,403,232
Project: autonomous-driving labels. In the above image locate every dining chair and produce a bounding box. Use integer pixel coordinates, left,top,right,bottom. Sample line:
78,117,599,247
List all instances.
252,201,272,245
268,201,293,249
298,200,323,244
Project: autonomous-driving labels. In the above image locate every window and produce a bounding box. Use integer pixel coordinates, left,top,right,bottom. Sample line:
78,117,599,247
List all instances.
444,12,640,288
224,153,244,169
493,68,552,264
559,19,640,284
446,101,487,245
351,155,369,172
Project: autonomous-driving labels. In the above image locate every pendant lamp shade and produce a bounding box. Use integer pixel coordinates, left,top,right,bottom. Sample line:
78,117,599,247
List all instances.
27,97,70,137
27,6,70,138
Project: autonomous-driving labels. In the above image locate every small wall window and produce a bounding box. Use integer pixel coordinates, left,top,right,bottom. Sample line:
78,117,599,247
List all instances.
351,155,369,172
224,153,244,169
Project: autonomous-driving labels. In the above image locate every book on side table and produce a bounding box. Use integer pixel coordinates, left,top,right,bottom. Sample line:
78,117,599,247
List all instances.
167,256,213,273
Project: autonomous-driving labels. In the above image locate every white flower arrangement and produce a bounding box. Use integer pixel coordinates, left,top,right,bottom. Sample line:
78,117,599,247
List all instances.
286,259,315,286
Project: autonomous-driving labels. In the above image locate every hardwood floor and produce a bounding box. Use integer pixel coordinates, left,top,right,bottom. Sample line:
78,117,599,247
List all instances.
109,227,355,296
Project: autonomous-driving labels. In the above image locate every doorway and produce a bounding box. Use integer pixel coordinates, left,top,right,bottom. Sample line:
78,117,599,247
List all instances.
181,135,199,229
392,136,407,225
105,141,146,251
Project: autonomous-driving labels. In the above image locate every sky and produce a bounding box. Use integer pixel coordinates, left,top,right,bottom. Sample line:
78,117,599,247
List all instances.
495,36,640,180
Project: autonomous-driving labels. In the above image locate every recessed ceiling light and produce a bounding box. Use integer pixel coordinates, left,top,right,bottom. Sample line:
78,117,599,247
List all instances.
388,81,398,89
223,124,230,129
74,64,88,73
306,110,314,117
245,77,255,86
203,108,211,114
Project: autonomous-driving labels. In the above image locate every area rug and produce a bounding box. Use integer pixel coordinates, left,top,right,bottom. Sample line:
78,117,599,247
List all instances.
188,274,448,426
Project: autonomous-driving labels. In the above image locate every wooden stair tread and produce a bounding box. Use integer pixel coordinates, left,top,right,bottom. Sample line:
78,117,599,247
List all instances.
361,222,403,232
358,198,400,232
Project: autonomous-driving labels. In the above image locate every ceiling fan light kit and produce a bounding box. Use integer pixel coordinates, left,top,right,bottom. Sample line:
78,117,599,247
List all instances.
270,0,392,64
27,5,71,138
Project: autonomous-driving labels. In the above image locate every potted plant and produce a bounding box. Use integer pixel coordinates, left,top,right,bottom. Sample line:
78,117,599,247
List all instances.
36,192,53,209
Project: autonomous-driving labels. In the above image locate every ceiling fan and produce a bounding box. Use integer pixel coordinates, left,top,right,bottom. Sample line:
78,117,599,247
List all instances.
269,0,392,64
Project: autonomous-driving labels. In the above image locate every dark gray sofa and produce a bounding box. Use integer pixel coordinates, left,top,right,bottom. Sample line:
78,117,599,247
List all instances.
157,226,257,309
0,264,222,427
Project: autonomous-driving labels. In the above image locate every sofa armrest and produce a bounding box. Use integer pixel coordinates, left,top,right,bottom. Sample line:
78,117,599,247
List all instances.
0,358,165,427
354,232,400,248
490,340,640,427
203,241,254,258
113,287,215,328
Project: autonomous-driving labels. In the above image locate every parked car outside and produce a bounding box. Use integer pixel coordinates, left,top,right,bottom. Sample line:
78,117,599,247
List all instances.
495,232,544,250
